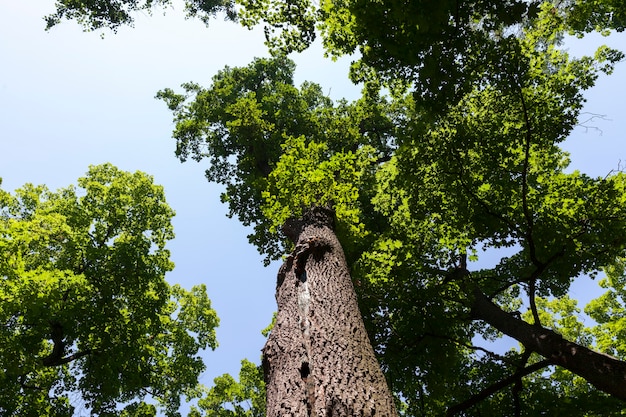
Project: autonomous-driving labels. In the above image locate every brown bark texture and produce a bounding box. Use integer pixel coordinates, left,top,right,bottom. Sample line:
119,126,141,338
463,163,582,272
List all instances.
262,207,397,417
471,287,626,400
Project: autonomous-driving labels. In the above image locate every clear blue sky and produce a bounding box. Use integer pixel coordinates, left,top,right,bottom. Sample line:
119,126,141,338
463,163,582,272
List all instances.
0,0,625,412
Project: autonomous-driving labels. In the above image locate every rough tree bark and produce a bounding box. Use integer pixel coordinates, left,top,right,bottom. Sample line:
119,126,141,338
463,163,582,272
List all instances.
471,287,626,400
262,206,397,417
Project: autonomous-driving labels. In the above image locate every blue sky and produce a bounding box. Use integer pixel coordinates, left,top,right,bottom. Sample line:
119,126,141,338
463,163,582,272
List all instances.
1,0,625,412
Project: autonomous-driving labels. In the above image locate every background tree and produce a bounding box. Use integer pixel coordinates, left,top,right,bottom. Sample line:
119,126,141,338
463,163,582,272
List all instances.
0,164,219,416
188,359,266,417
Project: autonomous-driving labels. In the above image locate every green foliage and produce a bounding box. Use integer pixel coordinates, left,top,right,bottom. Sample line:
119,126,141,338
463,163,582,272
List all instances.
236,0,626,109
189,359,265,417
566,0,626,35
586,257,626,357
157,56,302,259
261,135,375,242
378,6,624,290
44,0,237,31
153,3,626,412
325,0,541,103
521,296,591,344
120,402,157,417
0,164,219,416
238,0,317,53
157,56,394,261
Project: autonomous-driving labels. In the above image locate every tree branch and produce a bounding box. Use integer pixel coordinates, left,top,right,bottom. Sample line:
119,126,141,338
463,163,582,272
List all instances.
516,81,542,271
42,321,93,366
43,349,93,367
576,112,610,135
471,287,626,401
512,350,533,417
528,279,541,326
446,358,552,416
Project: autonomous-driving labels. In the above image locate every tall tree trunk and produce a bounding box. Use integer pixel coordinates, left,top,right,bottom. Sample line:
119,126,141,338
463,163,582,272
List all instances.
262,206,397,417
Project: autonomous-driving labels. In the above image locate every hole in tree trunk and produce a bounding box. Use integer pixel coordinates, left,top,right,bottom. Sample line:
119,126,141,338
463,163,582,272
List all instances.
300,361,310,379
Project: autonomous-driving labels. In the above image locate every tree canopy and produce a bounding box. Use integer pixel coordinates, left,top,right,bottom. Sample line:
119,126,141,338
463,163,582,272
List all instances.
156,58,392,263
43,0,237,31
188,359,265,417
36,0,626,415
0,164,219,416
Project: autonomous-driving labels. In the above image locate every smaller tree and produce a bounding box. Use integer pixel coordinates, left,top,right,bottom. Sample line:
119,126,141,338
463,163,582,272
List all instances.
0,164,219,416
189,359,266,417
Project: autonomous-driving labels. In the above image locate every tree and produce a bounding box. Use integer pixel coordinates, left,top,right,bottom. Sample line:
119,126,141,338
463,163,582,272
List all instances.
41,0,626,415
157,58,398,415
158,6,626,415
188,358,266,417
0,164,219,416
346,5,626,415
156,22,626,416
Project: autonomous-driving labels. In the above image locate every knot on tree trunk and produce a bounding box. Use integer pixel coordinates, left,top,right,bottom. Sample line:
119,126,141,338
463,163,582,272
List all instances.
282,206,336,243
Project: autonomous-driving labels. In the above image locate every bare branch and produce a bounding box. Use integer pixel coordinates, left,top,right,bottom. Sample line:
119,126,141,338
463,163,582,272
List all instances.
576,112,610,135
